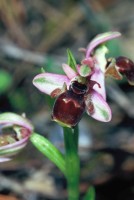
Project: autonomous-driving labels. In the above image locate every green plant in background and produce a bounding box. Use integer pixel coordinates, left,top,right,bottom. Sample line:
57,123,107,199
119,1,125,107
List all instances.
0,70,12,94
0,32,134,200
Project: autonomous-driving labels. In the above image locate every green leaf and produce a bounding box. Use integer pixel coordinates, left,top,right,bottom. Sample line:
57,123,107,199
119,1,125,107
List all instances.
0,70,12,94
67,49,77,72
83,186,95,200
30,133,66,176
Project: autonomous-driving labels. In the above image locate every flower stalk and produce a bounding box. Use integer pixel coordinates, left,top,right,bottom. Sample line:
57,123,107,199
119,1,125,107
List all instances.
63,127,80,200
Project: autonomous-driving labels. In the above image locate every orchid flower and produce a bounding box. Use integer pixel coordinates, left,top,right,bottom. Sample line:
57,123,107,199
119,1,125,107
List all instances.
0,112,33,162
106,56,134,85
33,32,122,127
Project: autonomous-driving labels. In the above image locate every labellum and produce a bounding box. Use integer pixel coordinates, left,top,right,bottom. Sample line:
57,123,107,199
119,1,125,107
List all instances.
116,56,134,85
52,81,87,128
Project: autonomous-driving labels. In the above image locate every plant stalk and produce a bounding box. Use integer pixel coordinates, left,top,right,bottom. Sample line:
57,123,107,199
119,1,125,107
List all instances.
63,126,80,200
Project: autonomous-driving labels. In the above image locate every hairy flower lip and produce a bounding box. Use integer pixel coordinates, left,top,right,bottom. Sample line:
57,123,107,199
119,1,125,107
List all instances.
115,56,134,85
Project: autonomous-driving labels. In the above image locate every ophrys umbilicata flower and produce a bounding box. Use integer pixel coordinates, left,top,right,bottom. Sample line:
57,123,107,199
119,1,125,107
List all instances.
33,32,122,127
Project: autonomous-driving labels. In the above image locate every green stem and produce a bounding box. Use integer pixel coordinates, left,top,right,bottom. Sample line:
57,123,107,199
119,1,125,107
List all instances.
63,127,80,200
73,125,79,152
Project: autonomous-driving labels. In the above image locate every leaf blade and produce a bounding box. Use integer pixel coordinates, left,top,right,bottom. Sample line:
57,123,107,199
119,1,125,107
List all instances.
30,133,66,176
67,49,77,72
83,186,95,200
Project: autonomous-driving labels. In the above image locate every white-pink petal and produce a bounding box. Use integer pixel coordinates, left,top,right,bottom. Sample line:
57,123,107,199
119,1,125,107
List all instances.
33,73,70,95
86,31,121,58
0,112,32,162
0,135,29,151
86,90,112,122
0,113,33,132
62,63,77,79
91,69,106,100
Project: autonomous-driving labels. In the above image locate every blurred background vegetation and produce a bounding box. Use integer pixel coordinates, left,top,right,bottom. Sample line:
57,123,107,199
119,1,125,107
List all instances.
0,0,134,200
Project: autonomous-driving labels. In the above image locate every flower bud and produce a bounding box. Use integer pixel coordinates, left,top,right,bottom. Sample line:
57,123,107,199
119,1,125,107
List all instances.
0,113,33,162
52,81,87,128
